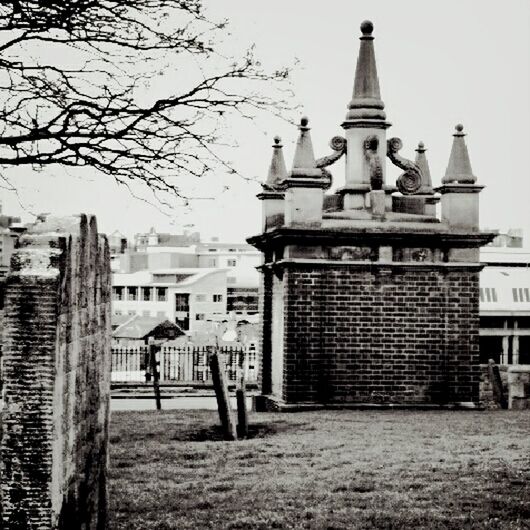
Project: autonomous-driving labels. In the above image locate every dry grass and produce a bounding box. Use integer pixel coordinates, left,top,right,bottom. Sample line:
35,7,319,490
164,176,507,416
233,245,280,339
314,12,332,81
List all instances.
109,409,530,529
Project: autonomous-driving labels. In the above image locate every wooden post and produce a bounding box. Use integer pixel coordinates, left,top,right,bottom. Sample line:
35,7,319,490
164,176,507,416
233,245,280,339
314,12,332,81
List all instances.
144,346,151,382
149,339,162,410
236,388,248,438
236,347,248,438
488,359,507,410
210,352,237,441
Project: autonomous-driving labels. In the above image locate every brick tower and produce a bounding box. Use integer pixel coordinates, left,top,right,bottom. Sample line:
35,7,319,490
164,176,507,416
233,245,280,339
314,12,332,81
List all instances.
248,21,494,410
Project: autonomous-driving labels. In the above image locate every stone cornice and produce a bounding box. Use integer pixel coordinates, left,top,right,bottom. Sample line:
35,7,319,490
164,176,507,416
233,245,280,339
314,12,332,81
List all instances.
341,119,391,130
247,226,496,251
257,259,485,272
281,176,329,189
336,183,397,195
434,184,485,194
256,191,284,200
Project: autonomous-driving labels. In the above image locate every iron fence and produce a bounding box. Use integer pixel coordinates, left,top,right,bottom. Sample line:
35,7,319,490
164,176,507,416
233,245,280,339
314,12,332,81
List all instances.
111,345,258,383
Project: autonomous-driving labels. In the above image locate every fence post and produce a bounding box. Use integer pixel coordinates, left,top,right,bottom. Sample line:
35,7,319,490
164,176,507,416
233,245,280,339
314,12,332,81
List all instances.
149,338,162,410
144,346,151,382
210,351,237,441
236,347,248,438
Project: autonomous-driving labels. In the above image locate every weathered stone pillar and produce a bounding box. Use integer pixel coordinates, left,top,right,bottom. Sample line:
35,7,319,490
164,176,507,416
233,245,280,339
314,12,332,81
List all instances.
0,214,111,530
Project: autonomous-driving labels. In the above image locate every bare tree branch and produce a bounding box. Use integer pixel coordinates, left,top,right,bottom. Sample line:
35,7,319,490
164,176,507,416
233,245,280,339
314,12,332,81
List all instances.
0,0,294,198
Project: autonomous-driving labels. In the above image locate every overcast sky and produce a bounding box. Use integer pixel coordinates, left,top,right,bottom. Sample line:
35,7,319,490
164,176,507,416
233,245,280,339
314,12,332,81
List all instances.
2,0,529,244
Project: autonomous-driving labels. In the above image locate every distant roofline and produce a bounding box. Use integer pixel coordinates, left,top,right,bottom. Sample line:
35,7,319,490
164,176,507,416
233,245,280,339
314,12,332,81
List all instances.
112,267,227,286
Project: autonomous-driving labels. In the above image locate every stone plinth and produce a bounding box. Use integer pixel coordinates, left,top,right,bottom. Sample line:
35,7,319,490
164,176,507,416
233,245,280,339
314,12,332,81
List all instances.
508,365,530,409
249,223,494,409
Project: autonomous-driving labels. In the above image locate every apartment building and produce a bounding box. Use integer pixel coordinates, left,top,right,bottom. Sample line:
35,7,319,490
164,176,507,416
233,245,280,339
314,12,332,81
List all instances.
479,247,530,364
112,268,227,332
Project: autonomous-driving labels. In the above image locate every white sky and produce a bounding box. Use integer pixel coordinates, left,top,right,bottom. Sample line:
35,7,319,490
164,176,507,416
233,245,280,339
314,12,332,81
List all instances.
2,0,529,243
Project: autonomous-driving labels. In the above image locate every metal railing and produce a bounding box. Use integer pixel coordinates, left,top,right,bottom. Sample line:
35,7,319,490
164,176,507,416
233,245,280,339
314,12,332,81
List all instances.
111,345,258,383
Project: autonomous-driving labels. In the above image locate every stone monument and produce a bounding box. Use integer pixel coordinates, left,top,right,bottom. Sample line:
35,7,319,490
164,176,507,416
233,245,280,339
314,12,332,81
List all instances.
248,21,494,410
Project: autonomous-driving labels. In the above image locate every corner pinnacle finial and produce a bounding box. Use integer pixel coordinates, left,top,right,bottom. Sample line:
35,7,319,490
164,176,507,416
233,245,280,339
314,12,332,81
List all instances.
264,135,287,188
360,20,374,37
442,124,476,184
454,124,465,135
415,141,433,193
290,116,321,178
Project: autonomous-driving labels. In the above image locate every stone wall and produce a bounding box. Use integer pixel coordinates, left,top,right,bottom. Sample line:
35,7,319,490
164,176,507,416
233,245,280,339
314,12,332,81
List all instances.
275,263,480,405
0,215,111,530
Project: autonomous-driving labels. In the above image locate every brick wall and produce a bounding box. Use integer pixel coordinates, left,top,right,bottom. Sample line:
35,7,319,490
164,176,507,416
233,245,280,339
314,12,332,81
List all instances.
277,263,480,405
0,215,111,530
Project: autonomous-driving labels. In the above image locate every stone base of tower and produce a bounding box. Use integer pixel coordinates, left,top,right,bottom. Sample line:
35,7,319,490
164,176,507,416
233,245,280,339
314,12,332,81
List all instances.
255,396,481,412
250,226,494,410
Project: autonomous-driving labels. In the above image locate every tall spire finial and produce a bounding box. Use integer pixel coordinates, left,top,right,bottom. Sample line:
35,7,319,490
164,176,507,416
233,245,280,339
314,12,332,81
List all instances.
264,135,287,189
291,117,321,178
415,141,434,193
345,20,386,123
442,124,476,184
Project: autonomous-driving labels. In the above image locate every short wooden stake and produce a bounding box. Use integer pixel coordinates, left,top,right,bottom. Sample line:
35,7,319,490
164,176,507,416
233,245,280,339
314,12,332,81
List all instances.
210,352,237,441
236,348,249,438
236,388,248,438
149,340,162,410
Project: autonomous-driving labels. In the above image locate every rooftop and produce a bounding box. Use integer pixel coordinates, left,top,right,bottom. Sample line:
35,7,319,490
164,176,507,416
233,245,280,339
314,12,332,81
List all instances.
112,267,225,286
113,315,184,339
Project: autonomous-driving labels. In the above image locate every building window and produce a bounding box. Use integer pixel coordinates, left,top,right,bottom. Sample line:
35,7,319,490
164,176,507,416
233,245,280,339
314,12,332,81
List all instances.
208,258,217,267
127,286,137,301
156,287,167,301
208,248,217,252
175,293,189,311
196,294,206,302
195,313,205,320
481,288,497,303
142,287,152,301
227,259,237,267
213,294,223,302
513,287,530,303
128,310,136,316
113,286,124,301
114,310,122,315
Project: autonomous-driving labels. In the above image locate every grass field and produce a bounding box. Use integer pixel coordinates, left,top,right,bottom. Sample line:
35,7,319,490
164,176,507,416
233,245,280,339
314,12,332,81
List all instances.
109,409,530,529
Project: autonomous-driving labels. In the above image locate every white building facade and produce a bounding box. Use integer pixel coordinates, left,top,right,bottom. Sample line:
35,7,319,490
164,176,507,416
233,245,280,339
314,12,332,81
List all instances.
112,268,227,332
479,247,530,364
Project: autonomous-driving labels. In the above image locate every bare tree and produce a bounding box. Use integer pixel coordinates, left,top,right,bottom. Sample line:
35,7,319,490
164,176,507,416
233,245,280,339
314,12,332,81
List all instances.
0,1,291,200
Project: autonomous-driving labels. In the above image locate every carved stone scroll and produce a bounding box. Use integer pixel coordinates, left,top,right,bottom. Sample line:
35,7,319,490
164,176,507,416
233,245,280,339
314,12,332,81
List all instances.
315,136,346,190
387,137,423,195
